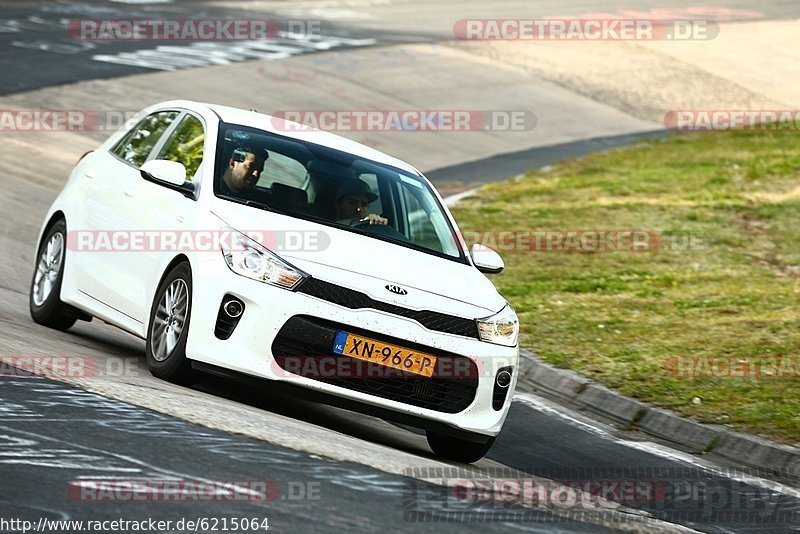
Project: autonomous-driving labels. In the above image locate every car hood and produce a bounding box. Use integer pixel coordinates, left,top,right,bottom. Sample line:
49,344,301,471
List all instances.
211,202,504,317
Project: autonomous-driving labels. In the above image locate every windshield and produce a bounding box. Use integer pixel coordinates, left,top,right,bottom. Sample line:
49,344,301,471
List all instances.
214,123,466,262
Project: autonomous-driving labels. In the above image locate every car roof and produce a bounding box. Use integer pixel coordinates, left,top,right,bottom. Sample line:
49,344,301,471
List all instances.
163,100,421,176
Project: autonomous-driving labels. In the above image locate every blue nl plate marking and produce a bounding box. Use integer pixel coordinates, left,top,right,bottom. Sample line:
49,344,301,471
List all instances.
332,331,348,354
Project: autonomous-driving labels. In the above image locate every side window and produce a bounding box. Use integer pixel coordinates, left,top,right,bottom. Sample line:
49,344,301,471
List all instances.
157,114,205,180
112,111,179,167
399,182,441,251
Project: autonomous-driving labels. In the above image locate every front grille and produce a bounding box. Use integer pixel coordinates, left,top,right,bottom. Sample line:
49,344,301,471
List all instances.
296,277,480,339
271,315,479,414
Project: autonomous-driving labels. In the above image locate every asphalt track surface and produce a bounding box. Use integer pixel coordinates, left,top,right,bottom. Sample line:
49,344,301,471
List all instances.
1,1,799,533
0,0,385,95
3,0,800,96
1,373,612,533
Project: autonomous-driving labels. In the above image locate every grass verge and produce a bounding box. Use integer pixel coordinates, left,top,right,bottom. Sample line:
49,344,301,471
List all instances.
451,130,800,444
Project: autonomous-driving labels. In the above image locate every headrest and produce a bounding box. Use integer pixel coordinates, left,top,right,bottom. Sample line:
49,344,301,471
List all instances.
271,182,307,207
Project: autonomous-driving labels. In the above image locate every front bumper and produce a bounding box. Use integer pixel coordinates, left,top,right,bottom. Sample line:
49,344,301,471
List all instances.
184,258,519,438
271,315,480,414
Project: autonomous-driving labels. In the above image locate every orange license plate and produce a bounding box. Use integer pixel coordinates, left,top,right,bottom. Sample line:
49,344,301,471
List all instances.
332,331,437,378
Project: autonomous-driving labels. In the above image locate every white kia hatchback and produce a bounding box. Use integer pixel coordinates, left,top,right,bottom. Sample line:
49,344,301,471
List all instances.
30,100,519,462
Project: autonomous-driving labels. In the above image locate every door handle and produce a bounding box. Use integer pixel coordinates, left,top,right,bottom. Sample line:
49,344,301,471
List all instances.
84,172,95,179
123,190,134,197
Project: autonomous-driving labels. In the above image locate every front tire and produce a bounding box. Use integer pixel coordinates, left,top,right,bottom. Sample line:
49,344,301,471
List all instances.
146,262,196,385
426,430,496,463
30,219,77,331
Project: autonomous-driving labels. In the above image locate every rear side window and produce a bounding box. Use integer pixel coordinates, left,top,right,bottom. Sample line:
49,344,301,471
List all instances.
113,111,179,167
156,114,205,180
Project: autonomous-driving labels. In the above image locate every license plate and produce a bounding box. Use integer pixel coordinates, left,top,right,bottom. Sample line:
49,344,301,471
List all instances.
332,331,437,378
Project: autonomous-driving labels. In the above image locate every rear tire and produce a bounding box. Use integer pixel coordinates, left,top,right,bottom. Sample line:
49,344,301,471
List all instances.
146,262,196,385
29,219,77,331
426,430,496,463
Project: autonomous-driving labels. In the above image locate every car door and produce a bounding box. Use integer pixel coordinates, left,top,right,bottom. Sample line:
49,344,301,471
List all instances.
86,110,181,319
114,111,206,323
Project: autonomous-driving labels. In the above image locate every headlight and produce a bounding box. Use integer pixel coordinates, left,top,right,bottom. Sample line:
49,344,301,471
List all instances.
221,228,307,290
476,304,519,347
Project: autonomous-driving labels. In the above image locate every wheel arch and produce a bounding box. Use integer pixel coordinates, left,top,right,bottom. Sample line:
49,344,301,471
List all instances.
35,211,67,253
43,210,67,231
146,254,193,331
29,211,88,329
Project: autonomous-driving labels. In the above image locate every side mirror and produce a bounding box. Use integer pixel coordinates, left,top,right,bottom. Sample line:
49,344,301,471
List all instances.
471,243,504,274
140,159,187,186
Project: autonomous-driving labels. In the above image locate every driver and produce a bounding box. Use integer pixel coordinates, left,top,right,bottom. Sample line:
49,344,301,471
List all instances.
334,179,388,226
220,146,269,197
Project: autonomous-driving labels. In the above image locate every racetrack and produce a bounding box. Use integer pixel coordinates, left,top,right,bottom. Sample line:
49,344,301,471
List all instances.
1,1,799,532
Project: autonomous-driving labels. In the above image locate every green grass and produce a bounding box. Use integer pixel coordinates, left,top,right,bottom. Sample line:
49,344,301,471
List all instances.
451,130,800,444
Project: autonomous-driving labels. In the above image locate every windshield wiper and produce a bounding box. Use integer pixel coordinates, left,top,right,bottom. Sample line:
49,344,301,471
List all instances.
348,225,412,246
217,194,285,214
275,209,412,246
289,213,406,244
245,199,285,214
218,198,423,252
